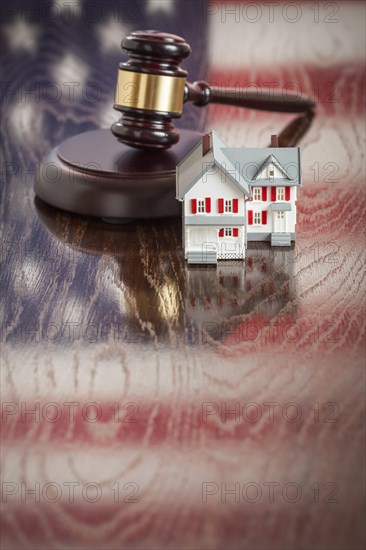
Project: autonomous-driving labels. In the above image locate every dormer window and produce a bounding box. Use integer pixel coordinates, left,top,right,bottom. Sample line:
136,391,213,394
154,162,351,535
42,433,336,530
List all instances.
268,165,275,179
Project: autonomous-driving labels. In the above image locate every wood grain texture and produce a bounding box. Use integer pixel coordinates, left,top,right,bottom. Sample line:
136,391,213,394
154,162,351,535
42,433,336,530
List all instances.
1,1,365,549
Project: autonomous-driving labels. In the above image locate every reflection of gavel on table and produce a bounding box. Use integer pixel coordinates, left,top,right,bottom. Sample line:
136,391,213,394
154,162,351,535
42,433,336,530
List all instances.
34,30,315,220
111,30,315,149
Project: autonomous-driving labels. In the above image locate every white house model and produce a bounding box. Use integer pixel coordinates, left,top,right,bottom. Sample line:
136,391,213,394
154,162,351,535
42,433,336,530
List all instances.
176,132,251,264
176,131,301,264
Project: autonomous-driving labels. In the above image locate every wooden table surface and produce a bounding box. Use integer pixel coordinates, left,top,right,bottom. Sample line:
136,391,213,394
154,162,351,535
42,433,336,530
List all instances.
1,1,365,549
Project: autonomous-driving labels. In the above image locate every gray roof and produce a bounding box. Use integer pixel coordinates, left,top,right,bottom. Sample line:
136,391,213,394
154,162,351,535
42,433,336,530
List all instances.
211,132,252,197
176,131,301,200
176,131,252,199
221,145,301,187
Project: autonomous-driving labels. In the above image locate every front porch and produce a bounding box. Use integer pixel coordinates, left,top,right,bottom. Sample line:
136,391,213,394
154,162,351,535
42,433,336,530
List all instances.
185,226,246,263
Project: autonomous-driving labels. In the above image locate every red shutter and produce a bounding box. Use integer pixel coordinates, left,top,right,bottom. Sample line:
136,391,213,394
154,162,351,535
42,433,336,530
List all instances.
262,187,267,201
233,198,238,213
191,199,197,214
233,228,239,237
271,187,276,201
285,187,290,201
205,197,211,213
219,228,224,237
218,198,224,213
262,211,267,225
248,210,253,225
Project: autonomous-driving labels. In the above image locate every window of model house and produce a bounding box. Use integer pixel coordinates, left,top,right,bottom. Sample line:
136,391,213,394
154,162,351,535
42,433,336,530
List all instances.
197,199,205,213
254,212,261,224
225,200,232,213
276,187,285,201
253,187,261,201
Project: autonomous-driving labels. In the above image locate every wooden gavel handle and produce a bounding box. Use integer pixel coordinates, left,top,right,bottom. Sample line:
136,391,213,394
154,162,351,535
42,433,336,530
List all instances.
186,81,315,113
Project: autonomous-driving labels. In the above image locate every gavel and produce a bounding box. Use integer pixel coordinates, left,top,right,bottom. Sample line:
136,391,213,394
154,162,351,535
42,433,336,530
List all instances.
111,30,315,149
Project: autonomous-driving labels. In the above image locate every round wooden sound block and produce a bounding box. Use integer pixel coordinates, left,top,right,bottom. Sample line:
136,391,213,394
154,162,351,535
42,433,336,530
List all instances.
34,128,203,220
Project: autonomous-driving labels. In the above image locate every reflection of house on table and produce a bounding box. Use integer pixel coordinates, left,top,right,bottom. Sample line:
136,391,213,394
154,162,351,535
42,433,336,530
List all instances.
176,132,301,264
183,247,296,343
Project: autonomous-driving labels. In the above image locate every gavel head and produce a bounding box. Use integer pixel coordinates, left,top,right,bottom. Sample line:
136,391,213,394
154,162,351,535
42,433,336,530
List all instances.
111,30,191,149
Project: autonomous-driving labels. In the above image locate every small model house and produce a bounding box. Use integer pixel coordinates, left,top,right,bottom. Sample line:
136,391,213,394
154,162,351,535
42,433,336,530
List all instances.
232,135,301,246
176,131,301,264
176,132,252,264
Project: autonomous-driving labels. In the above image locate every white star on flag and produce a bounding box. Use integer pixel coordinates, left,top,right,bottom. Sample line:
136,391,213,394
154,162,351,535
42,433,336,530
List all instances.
96,16,130,53
146,0,175,15
3,18,41,53
51,0,82,16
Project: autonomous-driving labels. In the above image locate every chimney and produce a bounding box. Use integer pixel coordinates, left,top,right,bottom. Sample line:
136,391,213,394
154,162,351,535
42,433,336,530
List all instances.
202,133,211,156
271,135,279,147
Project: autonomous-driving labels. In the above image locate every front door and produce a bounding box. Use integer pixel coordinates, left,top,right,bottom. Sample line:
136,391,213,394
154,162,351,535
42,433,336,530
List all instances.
188,227,217,250
274,211,285,233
